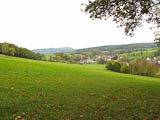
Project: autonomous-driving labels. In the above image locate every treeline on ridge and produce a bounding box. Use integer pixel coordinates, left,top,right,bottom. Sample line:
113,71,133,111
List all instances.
76,43,157,54
0,42,46,61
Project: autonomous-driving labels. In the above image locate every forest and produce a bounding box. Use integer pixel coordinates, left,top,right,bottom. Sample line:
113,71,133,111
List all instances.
0,42,46,61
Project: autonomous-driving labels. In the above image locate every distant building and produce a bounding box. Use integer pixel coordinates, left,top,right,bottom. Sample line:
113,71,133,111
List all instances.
79,59,96,64
146,57,151,61
105,56,112,61
96,55,101,59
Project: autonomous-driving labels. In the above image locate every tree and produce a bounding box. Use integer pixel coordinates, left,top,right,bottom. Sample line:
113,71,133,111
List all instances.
120,64,129,73
8,48,15,56
84,0,160,43
49,56,53,62
112,61,121,72
41,54,47,61
154,49,160,56
106,61,113,70
1,43,9,55
97,58,106,64
35,53,41,60
0,43,2,54
106,61,121,72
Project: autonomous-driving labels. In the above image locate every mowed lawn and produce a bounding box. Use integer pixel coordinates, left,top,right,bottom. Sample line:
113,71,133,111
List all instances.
1,55,160,120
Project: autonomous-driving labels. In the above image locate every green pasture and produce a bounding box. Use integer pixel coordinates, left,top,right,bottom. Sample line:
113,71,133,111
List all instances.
0,55,160,120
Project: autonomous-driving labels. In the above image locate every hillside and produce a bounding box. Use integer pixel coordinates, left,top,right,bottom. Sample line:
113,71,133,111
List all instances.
32,42,157,55
32,47,75,54
76,42,157,53
1,55,160,119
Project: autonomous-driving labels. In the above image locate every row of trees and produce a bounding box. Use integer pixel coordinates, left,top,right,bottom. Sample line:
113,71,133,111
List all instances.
0,42,46,61
49,53,81,63
106,59,159,78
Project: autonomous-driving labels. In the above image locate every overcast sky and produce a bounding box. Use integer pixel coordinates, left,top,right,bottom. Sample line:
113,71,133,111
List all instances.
0,0,155,50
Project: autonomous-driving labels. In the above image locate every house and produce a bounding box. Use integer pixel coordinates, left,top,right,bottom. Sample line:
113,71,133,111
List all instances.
105,56,112,61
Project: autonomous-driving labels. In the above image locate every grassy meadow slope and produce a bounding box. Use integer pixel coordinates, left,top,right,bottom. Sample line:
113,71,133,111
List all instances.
0,54,160,120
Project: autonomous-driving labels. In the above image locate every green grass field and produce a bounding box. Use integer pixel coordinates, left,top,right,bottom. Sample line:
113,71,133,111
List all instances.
1,54,160,120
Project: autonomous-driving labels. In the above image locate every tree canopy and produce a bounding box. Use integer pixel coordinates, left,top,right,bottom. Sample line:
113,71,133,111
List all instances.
83,0,160,43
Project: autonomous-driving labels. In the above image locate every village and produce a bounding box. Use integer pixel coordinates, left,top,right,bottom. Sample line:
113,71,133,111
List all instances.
79,55,124,64
79,54,160,65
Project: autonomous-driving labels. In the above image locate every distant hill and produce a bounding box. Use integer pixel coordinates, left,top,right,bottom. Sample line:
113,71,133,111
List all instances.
75,42,157,53
33,42,158,55
32,47,75,54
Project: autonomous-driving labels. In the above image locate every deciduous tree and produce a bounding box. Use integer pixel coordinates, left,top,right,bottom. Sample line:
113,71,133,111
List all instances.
83,0,160,44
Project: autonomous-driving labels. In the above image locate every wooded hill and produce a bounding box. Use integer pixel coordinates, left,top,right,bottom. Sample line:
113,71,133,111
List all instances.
32,47,75,55
75,42,157,54
32,42,157,55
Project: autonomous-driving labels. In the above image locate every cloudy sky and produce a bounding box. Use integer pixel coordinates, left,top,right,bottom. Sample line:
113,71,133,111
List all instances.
0,0,155,50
